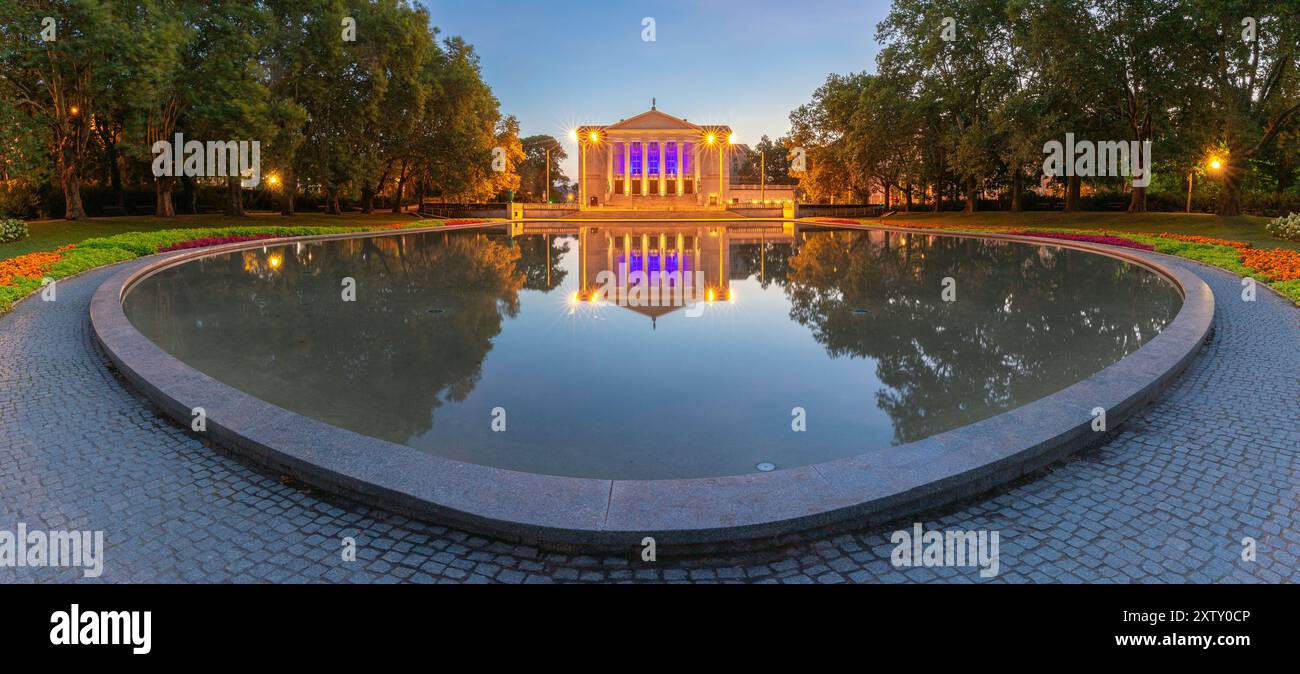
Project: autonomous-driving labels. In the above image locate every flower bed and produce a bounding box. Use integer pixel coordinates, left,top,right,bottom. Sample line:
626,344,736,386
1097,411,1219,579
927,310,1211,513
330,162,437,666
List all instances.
1240,248,1300,282
1265,213,1300,242
0,250,64,286
159,234,287,253
0,218,29,244
1008,230,1155,251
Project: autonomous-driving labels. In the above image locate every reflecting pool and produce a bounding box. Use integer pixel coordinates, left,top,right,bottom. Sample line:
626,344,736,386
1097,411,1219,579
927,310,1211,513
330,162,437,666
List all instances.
123,223,1182,479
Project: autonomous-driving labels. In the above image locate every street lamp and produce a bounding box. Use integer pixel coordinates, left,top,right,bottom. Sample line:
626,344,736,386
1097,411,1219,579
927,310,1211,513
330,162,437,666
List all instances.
544,139,563,204
1189,155,1224,213
706,131,731,208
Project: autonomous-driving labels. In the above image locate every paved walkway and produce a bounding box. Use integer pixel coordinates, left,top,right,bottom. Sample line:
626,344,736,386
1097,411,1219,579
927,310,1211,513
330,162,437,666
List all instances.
1,253,1296,583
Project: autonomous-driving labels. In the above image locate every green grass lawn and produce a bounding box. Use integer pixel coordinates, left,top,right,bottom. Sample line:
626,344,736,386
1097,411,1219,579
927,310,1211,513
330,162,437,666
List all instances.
877,211,1299,251
1,211,420,260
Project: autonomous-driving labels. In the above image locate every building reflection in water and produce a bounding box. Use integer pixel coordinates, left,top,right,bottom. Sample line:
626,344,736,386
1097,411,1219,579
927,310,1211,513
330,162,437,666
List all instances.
516,221,796,326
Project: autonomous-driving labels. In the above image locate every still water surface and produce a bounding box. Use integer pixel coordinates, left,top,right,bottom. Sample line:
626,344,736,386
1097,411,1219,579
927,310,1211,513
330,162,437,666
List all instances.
123,223,1181,479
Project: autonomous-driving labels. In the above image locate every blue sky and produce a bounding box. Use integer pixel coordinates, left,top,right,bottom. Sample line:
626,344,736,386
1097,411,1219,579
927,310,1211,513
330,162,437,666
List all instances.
417,0,890,177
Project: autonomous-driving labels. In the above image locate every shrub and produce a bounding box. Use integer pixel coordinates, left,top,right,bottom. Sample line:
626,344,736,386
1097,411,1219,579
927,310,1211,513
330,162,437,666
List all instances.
0,218,28,243
1265,212,1300,242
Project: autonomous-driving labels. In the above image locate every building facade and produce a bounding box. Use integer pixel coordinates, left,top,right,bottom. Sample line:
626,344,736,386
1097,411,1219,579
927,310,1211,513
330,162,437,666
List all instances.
575,107,733,210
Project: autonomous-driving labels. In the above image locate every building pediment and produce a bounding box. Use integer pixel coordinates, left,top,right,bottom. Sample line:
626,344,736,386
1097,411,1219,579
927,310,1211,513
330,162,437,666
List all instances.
606,110,702,131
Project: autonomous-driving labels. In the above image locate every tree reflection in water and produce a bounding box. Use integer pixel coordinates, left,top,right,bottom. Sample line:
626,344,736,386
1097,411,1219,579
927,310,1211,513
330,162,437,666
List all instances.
123,225,1183,478
784,229,1180,444
126,232,524,442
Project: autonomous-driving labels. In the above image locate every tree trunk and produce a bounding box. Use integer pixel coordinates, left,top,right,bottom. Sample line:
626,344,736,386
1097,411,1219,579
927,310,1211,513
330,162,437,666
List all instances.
1127,185,1147,213
224,177,245,217
155,179,176,217
963,176,977,213
106,141,124,210
904,183,913,212
1010,172,1022,212
326,187,342,215
60,162,87,220
932,182,940,212
1064,175,1082,211
392,177,405,214
280,170,296,215
883,183,891,210
1216,163,1243,216
361,182,374,214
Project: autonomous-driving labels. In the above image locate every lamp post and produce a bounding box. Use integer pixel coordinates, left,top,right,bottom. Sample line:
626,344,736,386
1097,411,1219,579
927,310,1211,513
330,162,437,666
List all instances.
760,150,766,203
706,132,732,208
573,130,601,208
1190,156,1223,213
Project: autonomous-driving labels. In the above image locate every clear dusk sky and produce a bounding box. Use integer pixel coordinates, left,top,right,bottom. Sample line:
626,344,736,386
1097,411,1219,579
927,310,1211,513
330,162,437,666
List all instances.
417,0,891,178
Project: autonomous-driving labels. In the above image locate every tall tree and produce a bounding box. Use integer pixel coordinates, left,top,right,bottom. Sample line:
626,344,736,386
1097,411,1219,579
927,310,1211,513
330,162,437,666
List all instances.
878,0,1017,212
0,1,131,219
518,135,568,202
1189,0,1300,215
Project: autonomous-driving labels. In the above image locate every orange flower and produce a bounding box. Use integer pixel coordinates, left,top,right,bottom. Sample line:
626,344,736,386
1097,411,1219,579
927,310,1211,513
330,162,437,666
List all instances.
1241,248,1300,282
0,251,64,286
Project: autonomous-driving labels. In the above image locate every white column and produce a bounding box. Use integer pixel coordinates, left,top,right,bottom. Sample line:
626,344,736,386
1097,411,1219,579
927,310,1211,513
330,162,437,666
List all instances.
640,140,648,196
693,143,701,204
676,141,684,197
605,144,613,202
658,140,666,197
625,140,632,197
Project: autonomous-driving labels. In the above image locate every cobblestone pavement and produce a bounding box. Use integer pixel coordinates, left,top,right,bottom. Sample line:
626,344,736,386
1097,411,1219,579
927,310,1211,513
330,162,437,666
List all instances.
1,253,1297,584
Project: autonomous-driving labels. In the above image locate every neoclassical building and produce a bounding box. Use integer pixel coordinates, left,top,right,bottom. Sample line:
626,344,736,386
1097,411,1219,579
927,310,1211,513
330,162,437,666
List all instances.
575,106,733,209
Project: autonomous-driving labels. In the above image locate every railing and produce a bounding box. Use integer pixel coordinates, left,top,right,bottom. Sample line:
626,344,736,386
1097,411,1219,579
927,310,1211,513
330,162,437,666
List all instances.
797,204,885,218
418,201,508,218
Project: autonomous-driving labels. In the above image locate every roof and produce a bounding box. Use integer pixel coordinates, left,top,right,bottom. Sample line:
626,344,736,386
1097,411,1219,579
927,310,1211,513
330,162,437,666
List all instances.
599,109,730,134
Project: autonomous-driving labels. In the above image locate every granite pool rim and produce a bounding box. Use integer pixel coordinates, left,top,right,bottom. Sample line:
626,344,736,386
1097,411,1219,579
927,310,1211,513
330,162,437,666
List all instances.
89,220,1215,550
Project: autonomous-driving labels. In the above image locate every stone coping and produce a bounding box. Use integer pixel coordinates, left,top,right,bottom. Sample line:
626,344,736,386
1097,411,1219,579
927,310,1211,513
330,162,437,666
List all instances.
89,222,1215,551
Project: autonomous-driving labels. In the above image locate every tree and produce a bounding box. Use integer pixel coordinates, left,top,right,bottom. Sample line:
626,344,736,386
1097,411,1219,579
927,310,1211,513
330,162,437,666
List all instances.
518,135,567,202
877,0,1017,212
1189,1,1300,216
0,1,132,219
789,73,875,202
